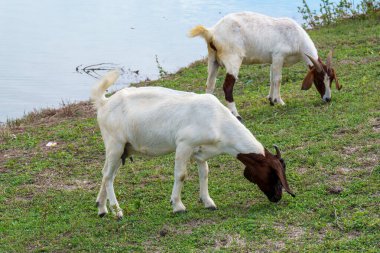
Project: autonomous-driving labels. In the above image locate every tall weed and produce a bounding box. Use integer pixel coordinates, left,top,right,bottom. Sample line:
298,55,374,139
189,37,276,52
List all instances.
298,0,379,27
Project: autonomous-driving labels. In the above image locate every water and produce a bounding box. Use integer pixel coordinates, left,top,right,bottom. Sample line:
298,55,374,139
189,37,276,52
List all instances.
0,0,331,122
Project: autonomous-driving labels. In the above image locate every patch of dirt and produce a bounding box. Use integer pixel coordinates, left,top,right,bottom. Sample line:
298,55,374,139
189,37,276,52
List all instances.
32,168,97,192
258,240,286,252
316,224,361,242
342,146,360,155
6,101,96,128
339,57,380,65
5,188,35,205
155,219,217,239
138,173,169,188
178,219,217,235
327,186,343,194
359,56,380,64
14,193,34,202
214,234,247,250
339,59,357,65
357,153,379,172
347,230,361,239
370,117,380,133
0,166,10,173
328,147,378,185
333,128,360,137
328,173,348,187
336,167,352,174
296,167,308,174
274,223,306,240
0,148,39,167
316,224,336,242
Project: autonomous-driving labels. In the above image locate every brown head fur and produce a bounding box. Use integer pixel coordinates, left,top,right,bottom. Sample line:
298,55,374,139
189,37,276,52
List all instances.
237,146,295,203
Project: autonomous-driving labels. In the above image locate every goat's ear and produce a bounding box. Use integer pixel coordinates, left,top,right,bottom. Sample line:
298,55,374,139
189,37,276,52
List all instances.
301,69,314,90
332,68,342,90
275,168,295,197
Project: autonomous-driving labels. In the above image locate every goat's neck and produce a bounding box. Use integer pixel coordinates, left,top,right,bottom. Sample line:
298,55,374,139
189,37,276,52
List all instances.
301,40,319,67
221,126,265,157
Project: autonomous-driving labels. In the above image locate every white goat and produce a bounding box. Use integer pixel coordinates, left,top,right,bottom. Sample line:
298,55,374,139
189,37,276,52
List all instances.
190,12,341,120
91,70,294,219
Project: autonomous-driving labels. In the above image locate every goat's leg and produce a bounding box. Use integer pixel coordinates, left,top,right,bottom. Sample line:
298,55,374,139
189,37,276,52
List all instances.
97,143,124,219
205,54,219,94
105,158,123,219
196,159,217,210
222,55,243,121
270,58,285,105
223,73,242,121
170,144,193,213
267,64,275,104
96,160,109,217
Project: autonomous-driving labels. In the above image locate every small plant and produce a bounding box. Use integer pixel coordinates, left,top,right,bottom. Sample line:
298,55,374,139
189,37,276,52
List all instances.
319,0,335,25
155,55,169,78
0,125,12,141
298,0,319,28
358,0,380,14
298,0,380,28
335,0,357,18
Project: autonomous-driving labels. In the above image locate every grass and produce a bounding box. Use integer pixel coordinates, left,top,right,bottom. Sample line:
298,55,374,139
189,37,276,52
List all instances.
1,14,379,252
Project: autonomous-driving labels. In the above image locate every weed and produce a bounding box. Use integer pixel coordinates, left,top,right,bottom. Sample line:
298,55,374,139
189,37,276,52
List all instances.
155,54,169,78
298,0,380,27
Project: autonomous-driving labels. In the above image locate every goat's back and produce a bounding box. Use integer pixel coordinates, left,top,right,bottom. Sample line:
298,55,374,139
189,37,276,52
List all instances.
96,86,239,153
211,12,312,62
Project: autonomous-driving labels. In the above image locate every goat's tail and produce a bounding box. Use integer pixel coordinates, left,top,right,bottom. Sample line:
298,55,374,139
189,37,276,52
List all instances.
188,25,212,43
90,69,120,109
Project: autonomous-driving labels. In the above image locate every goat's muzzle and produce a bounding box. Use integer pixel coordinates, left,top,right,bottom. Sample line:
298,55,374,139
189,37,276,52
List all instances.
268,195,282,203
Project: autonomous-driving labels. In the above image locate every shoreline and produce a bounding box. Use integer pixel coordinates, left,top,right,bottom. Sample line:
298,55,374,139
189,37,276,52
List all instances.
0,58,208,127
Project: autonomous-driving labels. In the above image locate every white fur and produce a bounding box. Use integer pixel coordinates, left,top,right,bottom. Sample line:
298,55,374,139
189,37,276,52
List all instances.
91,70,264,217
190,12,330,111
323,73,331,101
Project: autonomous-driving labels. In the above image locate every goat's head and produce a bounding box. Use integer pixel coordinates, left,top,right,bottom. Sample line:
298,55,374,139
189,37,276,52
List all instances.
302,50,342,102
237,145,295,202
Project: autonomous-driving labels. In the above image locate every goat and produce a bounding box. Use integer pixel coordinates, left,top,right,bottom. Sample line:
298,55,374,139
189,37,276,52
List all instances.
91,70,295,219
189,12,342,120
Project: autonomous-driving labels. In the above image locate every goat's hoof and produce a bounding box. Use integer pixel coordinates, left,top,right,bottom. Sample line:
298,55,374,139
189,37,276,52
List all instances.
269,98,275,106
116,210,124,220
174,209,187,214
206,206,218,211
99,212,107,218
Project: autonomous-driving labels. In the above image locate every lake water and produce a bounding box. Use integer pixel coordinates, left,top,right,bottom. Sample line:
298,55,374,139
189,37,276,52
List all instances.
0,0,332,122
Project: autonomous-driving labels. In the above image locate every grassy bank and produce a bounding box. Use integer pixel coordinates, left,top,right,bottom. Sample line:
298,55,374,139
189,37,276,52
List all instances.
1,15,379,252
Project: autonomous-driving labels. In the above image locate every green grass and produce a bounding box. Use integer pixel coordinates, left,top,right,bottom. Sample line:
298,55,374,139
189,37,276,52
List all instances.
1,15,379,252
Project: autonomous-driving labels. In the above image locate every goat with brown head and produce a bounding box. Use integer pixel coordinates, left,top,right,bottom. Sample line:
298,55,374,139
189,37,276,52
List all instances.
237,145,295,203
302,50,342,102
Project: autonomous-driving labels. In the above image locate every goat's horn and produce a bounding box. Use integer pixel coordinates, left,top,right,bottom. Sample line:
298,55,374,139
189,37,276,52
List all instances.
326,50,333,70
305,53,323,73
273,145,281,158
